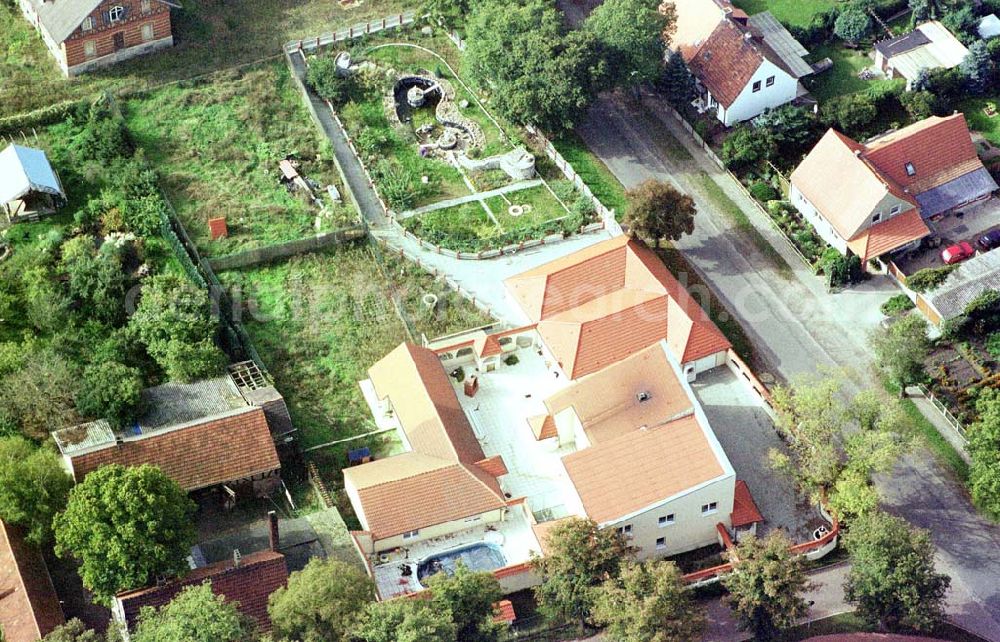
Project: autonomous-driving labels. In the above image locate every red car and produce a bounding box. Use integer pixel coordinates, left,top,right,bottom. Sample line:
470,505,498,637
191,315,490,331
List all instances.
941,241,975,264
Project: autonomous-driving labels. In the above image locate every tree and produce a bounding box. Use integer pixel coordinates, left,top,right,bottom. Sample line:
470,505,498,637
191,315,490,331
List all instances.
623,180,696,243
585,0,669,89
422,0,470,28
592,560,704,642
53,464,197,604
752,105,818,162
721,124,776,171
834,7,873,43
531,517,634,629
129,274,225,383
961,41,995,95
356,599,457,642
898,90,937,119
427,563,504,642
869,314,930,395
967,389,1000,518
661,50,696,107
942,5,977,42
0,348,80,440
0,437,72,546
131,582,259,642
844,511,951,632
463,0,605,133
305,57,353,105
75,360,144,428
60,236,127,325
41,619,108,642
268,558,374,642
821,92,877,136
722,531,812,640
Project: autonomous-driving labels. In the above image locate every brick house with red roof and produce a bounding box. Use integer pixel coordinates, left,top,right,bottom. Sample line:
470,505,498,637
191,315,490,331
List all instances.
790,114,997,267
0,520,65,642
18,0,178,77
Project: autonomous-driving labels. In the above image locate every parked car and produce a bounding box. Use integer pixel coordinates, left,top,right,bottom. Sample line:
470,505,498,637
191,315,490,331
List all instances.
941,241,975,264
977,229,1000,251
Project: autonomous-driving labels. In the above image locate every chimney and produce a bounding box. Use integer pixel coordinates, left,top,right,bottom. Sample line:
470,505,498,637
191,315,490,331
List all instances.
744,31,753,42
854,150,862,157
233,549,242,568
268,511,280,552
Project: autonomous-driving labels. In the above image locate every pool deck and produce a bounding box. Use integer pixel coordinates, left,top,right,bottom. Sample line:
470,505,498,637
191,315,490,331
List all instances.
372,504,540,599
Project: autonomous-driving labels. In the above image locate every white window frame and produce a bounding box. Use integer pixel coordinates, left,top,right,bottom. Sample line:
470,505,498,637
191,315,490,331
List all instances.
871,211,882,223
701,502,718,516
82,16,94,31
765,75,775,87
84,39,97,58
890,204,901,215
752,80,762,93
108,5,125,22
905,162,916,176
141,23,154,41
616,524,633,537
140,0,151,12
658,514,675,527
402,529,420,540
656,537,667,550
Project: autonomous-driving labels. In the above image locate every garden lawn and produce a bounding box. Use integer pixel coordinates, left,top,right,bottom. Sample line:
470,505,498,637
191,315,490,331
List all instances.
216,245,491,451
552,132,628,215
124,61,355,258
962,96,1000,146
0,0,405,118
804,44,880,102
732,0,835,28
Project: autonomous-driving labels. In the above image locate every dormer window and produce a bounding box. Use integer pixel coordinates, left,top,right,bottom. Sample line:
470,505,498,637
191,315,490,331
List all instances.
872,211,882,223
108,5,125,21
636,391,651,403
82,16,94,30
890,204,901,216
905,162,916,176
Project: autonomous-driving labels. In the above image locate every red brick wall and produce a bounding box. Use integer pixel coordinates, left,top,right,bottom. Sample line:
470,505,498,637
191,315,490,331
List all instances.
63,0,171,68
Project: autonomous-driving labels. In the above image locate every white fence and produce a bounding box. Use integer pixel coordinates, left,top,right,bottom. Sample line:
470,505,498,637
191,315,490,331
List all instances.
284,11,416,54
916,384,968,442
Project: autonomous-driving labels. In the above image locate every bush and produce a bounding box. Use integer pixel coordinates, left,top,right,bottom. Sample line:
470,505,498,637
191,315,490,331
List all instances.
880,294,915,317
906,265,956,293
503,353,519,366
748,181,779,202
822,92,877,136
986,333,1000,360
305,57,352,105
825,253,863,287
834,8,873,43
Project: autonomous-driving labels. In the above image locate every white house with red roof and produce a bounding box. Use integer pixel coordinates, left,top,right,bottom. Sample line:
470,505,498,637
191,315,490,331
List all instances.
790,114,997,266
667,0,814,125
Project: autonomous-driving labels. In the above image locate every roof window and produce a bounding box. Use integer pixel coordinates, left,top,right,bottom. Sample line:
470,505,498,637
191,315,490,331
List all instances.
636,391,652,403
904,162,916,176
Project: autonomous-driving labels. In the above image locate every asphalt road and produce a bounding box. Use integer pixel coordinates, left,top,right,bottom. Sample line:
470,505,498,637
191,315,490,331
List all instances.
575,92,1000,641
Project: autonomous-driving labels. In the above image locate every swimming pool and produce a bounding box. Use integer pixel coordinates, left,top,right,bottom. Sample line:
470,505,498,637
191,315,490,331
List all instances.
416,542,507,583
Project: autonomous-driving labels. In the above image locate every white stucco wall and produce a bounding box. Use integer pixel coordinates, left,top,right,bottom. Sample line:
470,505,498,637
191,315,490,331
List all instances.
717,59,798,126
790,183,849,254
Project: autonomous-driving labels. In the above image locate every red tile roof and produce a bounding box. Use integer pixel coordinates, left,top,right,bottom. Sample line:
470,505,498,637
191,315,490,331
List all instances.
0,520,65,642
115,550,288,633
505,237,730,379
208,217,228,241
493,599,516,623
68,407,280,491
846,208,930,263
731,480,764,527
687,20,765,108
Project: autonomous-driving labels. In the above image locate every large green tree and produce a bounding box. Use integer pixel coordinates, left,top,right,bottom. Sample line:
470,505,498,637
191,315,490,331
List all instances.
722,531,813,640
463,0,605,133
0,437,72,546
531,517,634,629
584,0,669,88
661,50,697,107
267,558,374,642
75,360,144,428
834,7,873,43
356,599,457,642
967,388,1000,518
592,560,704,642
59,236,127,325
0,347,80,440
869,314,930,395
427,563,504,642
623,180,696,244
41,619,109,642
131,582,259,642
53,464,197,604
129,274,225,383
844,511,951,632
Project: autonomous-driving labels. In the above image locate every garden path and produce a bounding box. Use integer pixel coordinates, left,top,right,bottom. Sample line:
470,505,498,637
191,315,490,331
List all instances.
398,178,542,218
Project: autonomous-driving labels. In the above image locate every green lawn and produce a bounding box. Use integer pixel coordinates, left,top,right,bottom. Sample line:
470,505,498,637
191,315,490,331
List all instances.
124,61,355,258
732,0,836,28
804,44,881,102
962,96,1000,146
552,132,629,215
216,246,491,451
0,0,406,119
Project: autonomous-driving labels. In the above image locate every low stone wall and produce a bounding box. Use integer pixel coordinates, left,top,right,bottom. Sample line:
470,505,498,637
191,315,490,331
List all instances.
208,225,367,271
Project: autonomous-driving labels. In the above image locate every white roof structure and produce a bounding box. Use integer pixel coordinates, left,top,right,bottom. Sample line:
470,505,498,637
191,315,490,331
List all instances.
0,145,64,204
877,21,969,81
979,14,1000,39
928,250,1000,320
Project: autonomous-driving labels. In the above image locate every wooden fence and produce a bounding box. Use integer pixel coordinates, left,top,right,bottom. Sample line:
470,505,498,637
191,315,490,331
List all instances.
285,11,416,54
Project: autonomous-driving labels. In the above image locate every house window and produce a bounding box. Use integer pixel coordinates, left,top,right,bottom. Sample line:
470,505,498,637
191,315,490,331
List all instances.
141,23,153,41
108,5,125,21
84,40,97,58
616,524,633,537
402,529,420,540
752,80,762,92
141,0,151,12
890,204,901,215
82,16,94,31
905,162,916,176
658,514,675,527
464,516,481,523
871,211,882,223
656,537,667,550
765,75,775,87
701,502,718,515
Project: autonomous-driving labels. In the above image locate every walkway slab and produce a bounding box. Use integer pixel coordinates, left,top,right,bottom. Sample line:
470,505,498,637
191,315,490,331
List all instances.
399,179,542,218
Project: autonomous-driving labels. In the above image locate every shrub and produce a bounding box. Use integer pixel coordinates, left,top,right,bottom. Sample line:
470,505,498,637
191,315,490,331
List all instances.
721,125,775,170
986,333,1000,360
880,294,915,317
906,265,956,293
503,354,519,366
834,8,873,43
748,181,778,202
305,57,352,105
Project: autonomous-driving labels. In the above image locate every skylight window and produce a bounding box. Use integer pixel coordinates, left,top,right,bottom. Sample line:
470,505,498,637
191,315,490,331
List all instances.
904,162,916,176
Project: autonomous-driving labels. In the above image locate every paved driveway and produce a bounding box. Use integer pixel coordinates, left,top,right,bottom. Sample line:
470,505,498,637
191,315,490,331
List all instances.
576,92,1000,641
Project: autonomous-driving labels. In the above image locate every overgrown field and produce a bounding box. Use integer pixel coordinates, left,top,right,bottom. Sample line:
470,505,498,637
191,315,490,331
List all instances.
123,62,355,257
216,245,492,452
0,0,405,118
